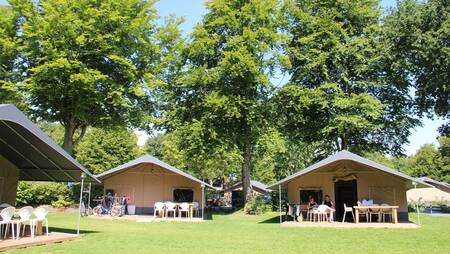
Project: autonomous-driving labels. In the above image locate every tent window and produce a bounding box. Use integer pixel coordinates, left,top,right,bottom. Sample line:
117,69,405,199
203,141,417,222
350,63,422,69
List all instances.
173,189,194,202
300,189,323,204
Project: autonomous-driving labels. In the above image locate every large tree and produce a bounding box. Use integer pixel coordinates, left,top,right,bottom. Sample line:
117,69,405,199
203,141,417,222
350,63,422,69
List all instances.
75,127,143,174
159,0,284,202
277,0,419,155
0,5,26,110
10,0,175,154
383,0,450,128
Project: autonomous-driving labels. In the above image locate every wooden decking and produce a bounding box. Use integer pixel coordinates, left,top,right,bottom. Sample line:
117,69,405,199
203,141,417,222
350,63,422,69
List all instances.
0,232,80,252
89,215,204,223
281,221,420,229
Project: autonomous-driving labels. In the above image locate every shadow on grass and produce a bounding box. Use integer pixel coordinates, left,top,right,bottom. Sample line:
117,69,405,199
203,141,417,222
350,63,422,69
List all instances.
49,227,99,235
258,215,281,224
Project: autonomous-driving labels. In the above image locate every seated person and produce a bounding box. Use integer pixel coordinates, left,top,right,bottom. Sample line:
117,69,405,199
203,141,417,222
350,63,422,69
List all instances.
307,196,317,210
322,195,336,222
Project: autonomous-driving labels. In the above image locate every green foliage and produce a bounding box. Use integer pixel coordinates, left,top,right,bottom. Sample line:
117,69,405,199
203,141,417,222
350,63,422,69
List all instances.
364,137,450,183
0,5,26,110
75,127,144,174
243,194,270,215
383,0,450,120
8,0,180,154
16,181,73,207
279,0,419,155
158,0,285,202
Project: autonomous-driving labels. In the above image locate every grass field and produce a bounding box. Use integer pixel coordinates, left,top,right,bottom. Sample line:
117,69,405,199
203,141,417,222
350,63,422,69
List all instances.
9,212,450,254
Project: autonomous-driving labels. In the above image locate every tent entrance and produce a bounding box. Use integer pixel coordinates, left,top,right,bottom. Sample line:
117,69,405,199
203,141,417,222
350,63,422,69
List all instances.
334,179,357,221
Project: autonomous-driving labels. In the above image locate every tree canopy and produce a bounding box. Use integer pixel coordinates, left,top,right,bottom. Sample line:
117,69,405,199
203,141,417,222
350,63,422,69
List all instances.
276,0,419,155
9,0,179,154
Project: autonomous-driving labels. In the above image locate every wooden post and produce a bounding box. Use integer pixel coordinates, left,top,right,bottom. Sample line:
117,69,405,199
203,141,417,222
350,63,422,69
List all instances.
355,208,359,223
393,208,398,224
201,184,205,220
278,184,282,224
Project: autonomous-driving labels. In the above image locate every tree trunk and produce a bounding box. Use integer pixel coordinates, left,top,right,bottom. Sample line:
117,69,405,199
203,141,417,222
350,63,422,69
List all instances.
62,120,87,155
242,140,253,204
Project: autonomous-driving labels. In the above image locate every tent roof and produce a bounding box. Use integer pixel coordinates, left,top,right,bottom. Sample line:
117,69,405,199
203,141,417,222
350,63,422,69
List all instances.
417,177,450,193
95,154,214,189
269,150,430,189
0,104,99,183
224,180,271,193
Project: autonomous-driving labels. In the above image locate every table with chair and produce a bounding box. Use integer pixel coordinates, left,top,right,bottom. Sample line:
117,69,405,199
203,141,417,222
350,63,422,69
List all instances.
0,203,49,241
153,201,200,219
353,201,398,224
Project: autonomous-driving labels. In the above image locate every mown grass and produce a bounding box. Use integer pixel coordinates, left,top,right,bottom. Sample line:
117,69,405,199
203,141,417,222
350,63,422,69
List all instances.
8,211,450,254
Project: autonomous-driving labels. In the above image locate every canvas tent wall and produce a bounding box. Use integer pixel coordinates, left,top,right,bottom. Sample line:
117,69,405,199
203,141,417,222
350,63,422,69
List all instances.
223,180,271,208
270,150,429,221
0,104,99,204
96,155,213,215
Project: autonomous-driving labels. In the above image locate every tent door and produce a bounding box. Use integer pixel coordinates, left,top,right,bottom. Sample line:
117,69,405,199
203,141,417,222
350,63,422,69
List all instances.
334,179,357,221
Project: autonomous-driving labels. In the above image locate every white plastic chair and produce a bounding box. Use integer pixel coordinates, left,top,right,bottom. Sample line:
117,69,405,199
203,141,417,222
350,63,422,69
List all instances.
0,203,11,209
192,202,199,217
380,204,392,222
369,204,381,222
31,206,49,238
0,206,16,240
15,206,34,240
342,203,355,222
154,202,165,217
316,205,329,222
164,202,177,218
178,203,190,218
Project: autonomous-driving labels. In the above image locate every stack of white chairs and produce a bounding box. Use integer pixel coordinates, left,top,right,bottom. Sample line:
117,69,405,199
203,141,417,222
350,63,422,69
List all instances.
315,205,329,222
164,202,177,218
31,206,49,238
178,203,190,218
15,206,34,240
154,202,165,217
0,207,16,240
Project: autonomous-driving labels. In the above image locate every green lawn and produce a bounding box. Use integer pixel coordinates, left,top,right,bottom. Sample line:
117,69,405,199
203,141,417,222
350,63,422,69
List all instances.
9,212,450,254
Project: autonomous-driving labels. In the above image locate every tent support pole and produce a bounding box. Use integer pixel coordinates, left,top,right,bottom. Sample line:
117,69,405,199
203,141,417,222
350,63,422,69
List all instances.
77,173,85,235
201,185,205,220
413,182,421,225
279,184,282,224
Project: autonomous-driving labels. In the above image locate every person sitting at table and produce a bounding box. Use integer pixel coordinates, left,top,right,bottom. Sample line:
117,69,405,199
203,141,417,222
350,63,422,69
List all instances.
322,195,335,222
306,196,317,221
307,196,317,210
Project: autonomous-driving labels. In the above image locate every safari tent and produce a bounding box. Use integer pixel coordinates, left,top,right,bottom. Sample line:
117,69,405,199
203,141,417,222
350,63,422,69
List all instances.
0,104,99,205
96,155,213,216
270,150,429,221
223,180,271,208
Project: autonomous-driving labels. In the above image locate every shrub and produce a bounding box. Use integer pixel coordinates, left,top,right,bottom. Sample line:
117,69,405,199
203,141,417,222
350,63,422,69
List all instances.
16,181,74,207
244,194,270,215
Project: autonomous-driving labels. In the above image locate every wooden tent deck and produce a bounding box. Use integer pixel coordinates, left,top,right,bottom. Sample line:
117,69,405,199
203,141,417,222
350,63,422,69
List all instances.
89,214,204,223
281,221,419,229
0,232,79,252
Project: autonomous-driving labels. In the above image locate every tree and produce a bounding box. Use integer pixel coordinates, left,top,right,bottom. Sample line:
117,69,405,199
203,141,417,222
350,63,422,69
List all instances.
277,0,419,155
437,136,450,182
75,127,143,174
144,131,242,185
405,144,443,180
383,0,450,124
0,5,26,110
159,0,284,202
11,0,175,154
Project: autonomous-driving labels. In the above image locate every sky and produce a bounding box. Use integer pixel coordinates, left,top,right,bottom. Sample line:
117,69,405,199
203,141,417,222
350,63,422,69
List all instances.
1,0,445,155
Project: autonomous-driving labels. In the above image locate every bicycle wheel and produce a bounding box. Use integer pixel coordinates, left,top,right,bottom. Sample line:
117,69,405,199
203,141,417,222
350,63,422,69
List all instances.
110,206,119,217
93,206,103,216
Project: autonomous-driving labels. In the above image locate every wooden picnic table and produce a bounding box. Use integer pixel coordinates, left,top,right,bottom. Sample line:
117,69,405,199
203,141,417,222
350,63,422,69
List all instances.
353,205,399,224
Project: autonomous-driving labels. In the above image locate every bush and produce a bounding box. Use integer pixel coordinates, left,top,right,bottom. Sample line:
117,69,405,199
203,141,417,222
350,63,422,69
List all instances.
16,181,74,207
244,194,270,215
